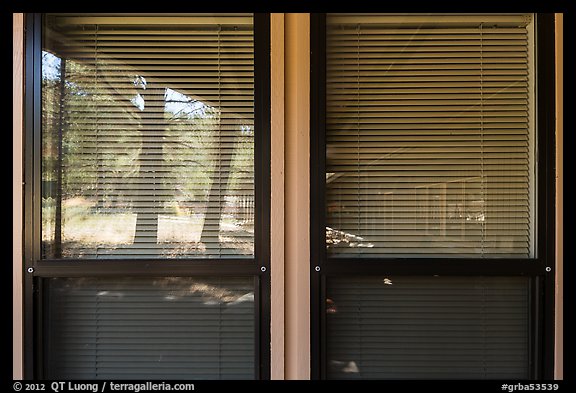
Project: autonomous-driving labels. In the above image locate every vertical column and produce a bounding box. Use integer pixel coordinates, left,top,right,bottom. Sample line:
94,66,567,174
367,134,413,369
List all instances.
13,12,24,380
284,13,310,380
270,13,286,380
554,12,563,381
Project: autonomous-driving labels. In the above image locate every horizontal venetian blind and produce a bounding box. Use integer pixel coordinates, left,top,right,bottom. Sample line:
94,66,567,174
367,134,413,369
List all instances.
42,14,255,259
46,277,255,379
326,276,529,379
325,14,534,258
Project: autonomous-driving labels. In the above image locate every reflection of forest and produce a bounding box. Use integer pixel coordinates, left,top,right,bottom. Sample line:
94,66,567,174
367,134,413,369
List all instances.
41,16,255,259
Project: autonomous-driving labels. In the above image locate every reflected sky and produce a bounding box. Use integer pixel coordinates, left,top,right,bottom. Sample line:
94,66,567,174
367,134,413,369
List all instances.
164,87,210,118
43,53,212,117
42,51,61,80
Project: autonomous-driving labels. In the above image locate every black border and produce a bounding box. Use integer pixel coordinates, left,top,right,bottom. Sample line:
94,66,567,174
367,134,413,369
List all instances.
310,12,326,380
254,12,272,380
535,13,557,380
23,13,271,380
310,13,557,380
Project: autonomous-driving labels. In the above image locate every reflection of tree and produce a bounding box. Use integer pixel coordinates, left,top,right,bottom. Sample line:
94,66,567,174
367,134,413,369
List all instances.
133,86,166,251
42,20,255,258
54,58,66,258
200,115,236,250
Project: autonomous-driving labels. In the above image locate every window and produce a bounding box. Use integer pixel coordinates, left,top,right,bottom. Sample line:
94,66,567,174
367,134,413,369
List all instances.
25,13,270,379
326,276,530,379
311,13,556,379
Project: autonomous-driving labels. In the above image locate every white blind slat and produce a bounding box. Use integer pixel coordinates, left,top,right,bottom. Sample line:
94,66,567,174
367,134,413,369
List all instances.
325,13,534,258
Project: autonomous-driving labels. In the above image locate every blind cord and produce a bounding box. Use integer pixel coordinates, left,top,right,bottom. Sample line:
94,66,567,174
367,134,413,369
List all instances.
218,25,222,259
480,23,485,258
94,24,100,258
356,24,361,247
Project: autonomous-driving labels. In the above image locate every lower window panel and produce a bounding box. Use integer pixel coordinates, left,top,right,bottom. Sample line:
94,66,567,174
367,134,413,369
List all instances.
44,276,255,379
326,276,530,379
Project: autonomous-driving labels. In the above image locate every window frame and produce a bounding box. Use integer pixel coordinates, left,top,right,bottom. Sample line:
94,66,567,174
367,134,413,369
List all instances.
23,12,271,380
310,12,556,380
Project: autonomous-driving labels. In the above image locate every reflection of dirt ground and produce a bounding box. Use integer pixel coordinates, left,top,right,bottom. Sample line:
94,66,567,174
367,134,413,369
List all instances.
44,197,254,258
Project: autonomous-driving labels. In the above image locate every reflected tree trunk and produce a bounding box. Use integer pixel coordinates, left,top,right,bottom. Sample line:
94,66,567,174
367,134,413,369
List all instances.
54,58,66,258
199,117,237,251
133,86,166,252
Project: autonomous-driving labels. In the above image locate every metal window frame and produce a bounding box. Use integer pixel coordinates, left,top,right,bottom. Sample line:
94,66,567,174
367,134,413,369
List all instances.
23,12,271,380
310,12,556,380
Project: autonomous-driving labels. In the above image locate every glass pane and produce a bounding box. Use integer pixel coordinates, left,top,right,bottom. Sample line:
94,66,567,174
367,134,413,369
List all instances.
326,276,530,379
45,276,255,379
42,14,255,259
325,14,536,258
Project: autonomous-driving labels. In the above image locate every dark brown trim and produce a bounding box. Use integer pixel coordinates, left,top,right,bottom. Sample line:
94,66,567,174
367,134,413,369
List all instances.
32,260,262,277
254,12,272,380
535,13,557,380
310,12,326,381
23,12,41,380
322,259,547,276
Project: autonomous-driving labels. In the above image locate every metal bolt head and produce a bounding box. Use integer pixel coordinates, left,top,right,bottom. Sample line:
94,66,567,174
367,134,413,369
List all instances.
27,267,34,273
314,266,321,272
260,266,267,272
545,266,552,272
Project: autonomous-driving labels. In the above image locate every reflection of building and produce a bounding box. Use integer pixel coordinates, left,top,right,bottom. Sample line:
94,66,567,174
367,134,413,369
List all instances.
326,168,529,257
